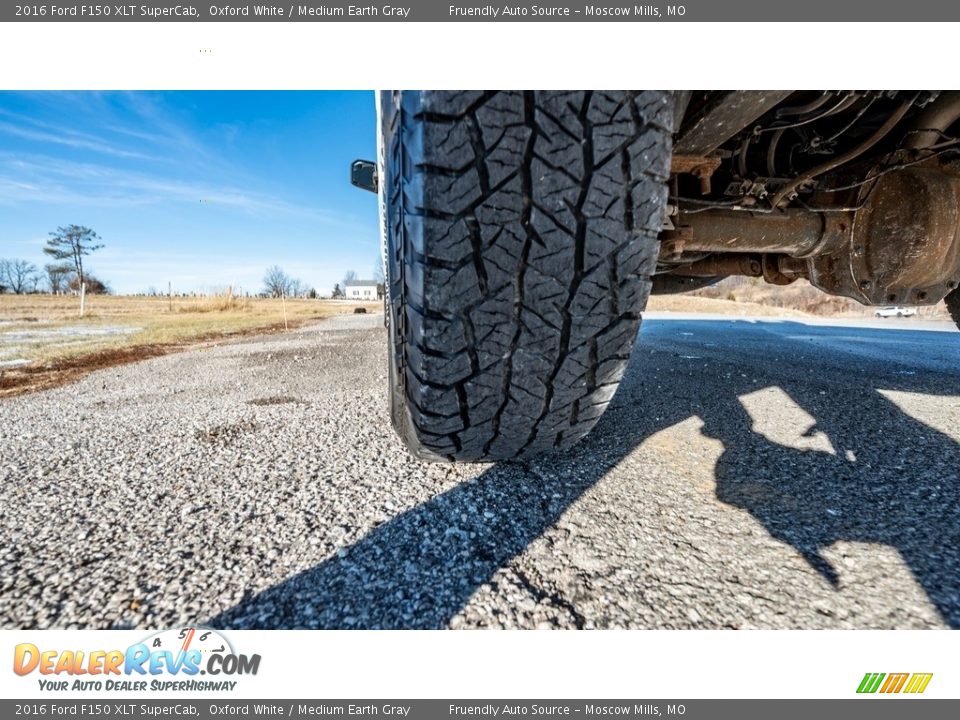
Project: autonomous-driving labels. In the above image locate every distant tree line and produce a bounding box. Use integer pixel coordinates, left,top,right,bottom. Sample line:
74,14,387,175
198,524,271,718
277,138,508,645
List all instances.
262,265,315,298
259,263,386,301
3,231,388,301
0,225,109,295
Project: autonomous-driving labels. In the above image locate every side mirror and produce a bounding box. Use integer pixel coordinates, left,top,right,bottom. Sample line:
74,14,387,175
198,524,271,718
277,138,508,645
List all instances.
350,159,378,193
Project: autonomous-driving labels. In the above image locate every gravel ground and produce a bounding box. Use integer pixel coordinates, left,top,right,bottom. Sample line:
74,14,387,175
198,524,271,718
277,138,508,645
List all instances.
1,312,958,629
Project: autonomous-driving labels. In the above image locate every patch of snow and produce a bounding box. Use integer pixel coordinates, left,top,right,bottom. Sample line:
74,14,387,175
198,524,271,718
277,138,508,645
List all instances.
0,325,139,343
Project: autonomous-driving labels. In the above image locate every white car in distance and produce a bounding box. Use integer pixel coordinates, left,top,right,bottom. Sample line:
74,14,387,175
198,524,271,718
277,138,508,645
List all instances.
875,306,917,318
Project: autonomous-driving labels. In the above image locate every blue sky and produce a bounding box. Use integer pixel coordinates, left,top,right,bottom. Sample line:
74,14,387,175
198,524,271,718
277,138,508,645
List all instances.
0,91,380,295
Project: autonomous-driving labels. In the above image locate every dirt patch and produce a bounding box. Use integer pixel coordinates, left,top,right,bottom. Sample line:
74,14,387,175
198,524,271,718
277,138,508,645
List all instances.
247,396,308,406
0,321,308,400
194,420,258,444
0,344,172,399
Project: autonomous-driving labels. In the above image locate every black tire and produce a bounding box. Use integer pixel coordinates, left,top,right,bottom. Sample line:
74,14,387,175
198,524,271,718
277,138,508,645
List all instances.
946,288,960,328
382,91,673,461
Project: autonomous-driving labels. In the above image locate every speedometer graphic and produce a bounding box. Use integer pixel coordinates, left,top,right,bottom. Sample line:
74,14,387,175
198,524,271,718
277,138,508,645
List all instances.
141,626,234,659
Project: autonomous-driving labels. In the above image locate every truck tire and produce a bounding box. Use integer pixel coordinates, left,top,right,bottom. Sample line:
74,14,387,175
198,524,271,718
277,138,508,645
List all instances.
946,288,960,329
382,91,673,461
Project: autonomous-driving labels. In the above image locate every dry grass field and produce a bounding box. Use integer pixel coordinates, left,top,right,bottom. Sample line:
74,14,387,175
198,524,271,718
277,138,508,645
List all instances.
0,294,379,396
645,294,811,317
684,276,950,319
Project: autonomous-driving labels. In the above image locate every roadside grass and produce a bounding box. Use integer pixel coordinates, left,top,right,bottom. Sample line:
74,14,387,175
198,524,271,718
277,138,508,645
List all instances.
647,286,951,319
0,294,380,397
645,294,811,317
684,277,951,318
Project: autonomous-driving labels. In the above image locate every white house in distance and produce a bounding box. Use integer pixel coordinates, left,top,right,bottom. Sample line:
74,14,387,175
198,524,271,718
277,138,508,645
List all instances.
344,279,378,300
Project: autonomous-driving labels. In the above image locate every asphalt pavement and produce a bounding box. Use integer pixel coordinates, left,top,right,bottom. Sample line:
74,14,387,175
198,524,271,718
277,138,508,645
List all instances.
1,312,958,629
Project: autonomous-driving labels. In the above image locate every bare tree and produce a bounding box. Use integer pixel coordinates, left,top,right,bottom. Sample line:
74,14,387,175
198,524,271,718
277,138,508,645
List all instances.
287,278,307,298
44,225,103,287
45,263,73,294
263,265,291,297
0,259,40,294
0,260,11,293
372,259,386,299
343,270,357,287
0,260,11,292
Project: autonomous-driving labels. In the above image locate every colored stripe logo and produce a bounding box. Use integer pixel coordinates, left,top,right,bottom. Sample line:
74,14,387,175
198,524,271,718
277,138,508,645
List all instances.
857,672,933,694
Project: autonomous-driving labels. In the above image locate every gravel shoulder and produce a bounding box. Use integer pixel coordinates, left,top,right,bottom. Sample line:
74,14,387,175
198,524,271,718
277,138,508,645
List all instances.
1,312,958,629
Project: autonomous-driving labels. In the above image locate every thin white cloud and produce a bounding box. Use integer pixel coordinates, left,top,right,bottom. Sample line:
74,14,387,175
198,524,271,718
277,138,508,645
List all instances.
115,92,242,176
0,153,366,232
0,99,235,175
0,119,157,161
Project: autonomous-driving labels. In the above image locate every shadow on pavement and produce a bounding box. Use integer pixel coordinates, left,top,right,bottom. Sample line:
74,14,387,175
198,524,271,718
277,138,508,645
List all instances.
208,319,960,628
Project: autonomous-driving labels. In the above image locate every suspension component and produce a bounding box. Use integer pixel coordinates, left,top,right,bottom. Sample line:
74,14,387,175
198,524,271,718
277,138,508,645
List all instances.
662,163,960,305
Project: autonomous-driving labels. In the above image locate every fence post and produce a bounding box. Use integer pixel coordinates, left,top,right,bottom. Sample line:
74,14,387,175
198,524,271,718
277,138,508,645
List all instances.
79,282,86,317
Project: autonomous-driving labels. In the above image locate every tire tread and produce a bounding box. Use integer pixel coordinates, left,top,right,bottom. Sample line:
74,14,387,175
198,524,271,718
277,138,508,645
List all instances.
384,90,673,461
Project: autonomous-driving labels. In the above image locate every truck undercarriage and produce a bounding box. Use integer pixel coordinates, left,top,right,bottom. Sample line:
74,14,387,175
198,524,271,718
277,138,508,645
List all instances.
657,91,960,307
